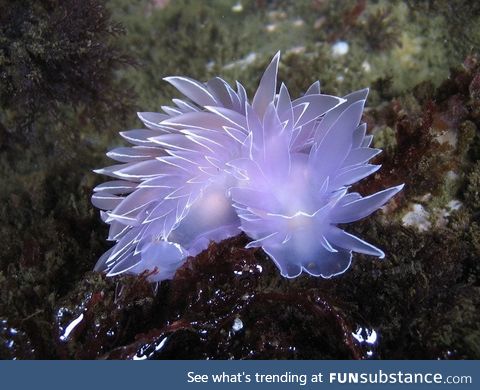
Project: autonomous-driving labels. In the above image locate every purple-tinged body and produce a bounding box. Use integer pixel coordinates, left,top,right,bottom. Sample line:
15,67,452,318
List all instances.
92,52,403,281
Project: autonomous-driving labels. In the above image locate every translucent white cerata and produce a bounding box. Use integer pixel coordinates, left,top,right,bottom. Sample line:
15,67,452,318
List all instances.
92,52,403,282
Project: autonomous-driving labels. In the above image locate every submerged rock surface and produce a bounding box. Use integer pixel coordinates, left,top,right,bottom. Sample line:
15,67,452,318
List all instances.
54,235,365,359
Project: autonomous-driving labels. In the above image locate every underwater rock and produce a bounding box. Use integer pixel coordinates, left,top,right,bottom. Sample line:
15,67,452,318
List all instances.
55,236,363,360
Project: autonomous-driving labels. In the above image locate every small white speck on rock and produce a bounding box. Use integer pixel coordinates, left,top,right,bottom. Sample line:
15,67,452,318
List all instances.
332,41,349,57
362,60,371,72
232,2,243,12
232,317,244,332
402,203,431,232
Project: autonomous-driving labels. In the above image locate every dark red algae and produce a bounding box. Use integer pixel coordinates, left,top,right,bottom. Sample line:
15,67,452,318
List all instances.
54,235,367,360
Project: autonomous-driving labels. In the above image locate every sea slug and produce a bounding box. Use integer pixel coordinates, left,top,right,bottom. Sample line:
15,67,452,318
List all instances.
92,52,403,281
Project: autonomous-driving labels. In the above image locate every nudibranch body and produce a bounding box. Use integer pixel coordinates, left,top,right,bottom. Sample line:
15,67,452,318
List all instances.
92,52,403,281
